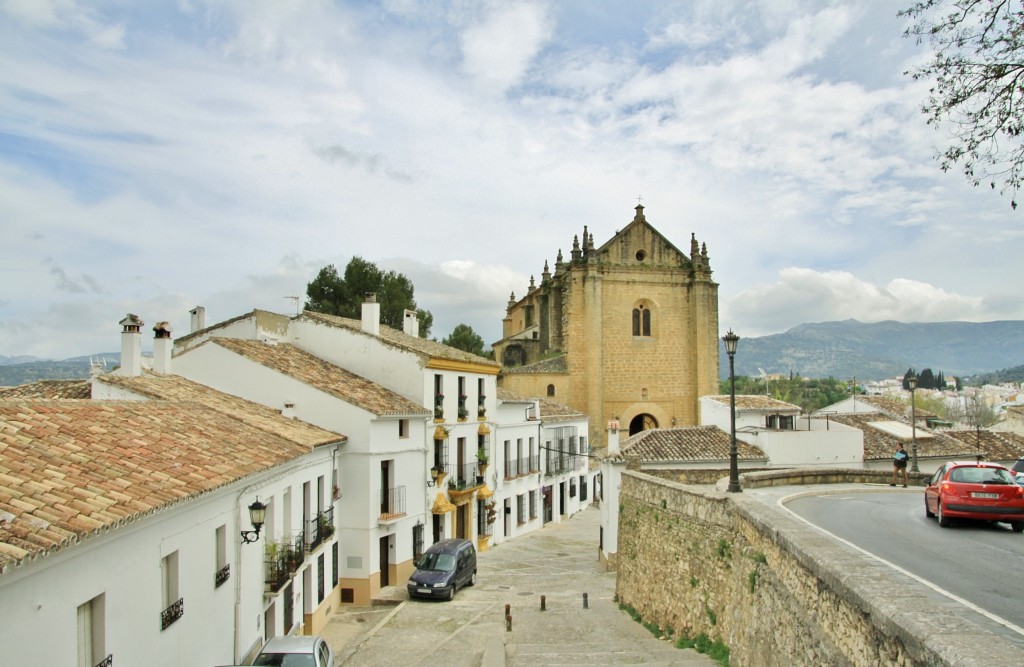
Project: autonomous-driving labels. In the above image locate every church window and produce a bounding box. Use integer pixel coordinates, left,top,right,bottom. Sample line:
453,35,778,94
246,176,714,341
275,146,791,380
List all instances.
632,305,651,337
636,249,647,261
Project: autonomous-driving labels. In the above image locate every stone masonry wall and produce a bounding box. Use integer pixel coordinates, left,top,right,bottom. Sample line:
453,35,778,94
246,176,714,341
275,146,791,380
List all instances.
616,471,1016,667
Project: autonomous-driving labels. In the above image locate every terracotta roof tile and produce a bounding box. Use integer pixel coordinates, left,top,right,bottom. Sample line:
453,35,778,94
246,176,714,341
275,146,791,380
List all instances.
704,395,802,412
0,399,342,573
0,380,91,399
502,355,568,375
206,339,429,417
940,429,1024,461
619,426,765,463
538,398,586,423
299,311,499,369
857,395,937,420
826,412,975,461
95,372,345,447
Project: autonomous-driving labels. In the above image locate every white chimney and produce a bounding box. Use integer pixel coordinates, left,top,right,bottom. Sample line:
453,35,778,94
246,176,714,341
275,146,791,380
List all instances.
190,306,206,333
361,293,380,336
118,313,144,376
153,322,173,374
606,419,621,457
403,309,419,337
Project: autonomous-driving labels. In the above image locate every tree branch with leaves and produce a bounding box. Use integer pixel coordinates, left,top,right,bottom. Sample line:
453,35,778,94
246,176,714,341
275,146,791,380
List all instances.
901,0,1024,207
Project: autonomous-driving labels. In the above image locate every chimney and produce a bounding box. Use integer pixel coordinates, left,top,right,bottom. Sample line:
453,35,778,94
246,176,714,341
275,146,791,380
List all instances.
190,306,206,333
403,309,419,337
606,419,621,457
118,313,144,376
361,293,380,336
153,322,173,374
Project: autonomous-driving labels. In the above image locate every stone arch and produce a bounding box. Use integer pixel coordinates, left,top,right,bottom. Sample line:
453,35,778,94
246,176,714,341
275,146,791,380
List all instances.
502,344,526,367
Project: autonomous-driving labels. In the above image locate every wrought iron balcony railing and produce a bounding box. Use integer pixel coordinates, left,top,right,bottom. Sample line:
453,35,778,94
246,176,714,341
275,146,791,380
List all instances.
214,563,230,588
380,485,406,520
160,597,183,630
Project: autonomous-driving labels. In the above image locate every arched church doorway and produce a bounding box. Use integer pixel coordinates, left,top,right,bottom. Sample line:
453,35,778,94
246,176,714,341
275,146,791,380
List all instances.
629,413,658,436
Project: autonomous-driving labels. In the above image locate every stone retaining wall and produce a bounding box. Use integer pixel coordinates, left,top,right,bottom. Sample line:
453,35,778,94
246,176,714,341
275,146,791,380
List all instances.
615,470,1015,666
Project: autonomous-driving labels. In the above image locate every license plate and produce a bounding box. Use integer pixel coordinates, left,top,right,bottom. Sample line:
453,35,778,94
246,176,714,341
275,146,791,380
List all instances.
972,492,998,499
417,588,431,594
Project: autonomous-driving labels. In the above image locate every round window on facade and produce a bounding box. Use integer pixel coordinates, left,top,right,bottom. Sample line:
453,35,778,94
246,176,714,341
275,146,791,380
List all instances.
635,249,647,261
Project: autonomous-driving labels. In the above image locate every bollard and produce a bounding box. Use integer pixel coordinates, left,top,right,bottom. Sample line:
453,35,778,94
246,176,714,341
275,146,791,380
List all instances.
541,595,546,611
506,614,512,632
583,592,589,609
504,603,510,617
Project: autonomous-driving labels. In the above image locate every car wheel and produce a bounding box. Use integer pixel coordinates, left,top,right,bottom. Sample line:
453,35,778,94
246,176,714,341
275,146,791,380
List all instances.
937,500,950,528
1011,521,1024,533
924,497,935,518
446,586,455,601
468,571,477,586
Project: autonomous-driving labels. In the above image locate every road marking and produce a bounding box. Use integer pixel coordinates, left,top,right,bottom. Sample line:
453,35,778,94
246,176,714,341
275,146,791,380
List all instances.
777,492,1024,639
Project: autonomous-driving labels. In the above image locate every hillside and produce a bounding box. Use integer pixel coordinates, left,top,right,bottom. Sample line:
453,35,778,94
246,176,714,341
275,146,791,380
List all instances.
0,354,119,386
719,320,1024,381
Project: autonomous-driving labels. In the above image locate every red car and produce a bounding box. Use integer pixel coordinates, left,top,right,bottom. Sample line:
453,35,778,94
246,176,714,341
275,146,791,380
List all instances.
924,461,1024,532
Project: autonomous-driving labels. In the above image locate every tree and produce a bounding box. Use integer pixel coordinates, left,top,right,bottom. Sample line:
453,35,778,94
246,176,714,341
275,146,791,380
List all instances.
442,324,488,357
901,1,1024,207
304,257,433,337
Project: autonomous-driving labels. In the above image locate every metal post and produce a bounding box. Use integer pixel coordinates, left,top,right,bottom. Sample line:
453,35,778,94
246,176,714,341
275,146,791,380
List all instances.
583,592,589,609
541,595,546,611
910,385,919,473
723,330,741,493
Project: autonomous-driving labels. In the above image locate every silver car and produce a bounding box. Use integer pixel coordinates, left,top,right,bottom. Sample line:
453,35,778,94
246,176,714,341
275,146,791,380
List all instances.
252,635,334,667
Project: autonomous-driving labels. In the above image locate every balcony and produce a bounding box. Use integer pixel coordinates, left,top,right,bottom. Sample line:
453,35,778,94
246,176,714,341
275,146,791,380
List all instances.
379,485,407,524
264,533,303,594
160,597,183,630
306,507,335,552
448,462,486,498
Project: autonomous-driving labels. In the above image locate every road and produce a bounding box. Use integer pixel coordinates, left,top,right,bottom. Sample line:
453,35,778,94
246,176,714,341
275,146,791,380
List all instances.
322,505,717,666
786,490,1024,649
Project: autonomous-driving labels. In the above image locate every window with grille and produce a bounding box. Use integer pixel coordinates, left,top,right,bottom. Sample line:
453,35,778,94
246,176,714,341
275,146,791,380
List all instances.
77,594,106,667
529,490,537,519
413,522,424,559
517,494,527,524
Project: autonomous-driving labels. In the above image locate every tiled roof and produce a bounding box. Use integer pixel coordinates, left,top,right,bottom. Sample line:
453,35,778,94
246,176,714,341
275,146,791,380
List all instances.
95,372,348,446
209,339,430,417
538,398,586,423
826,413,975,461
497,387,532,403
299,311,500,369
0,399,339,573
857,395,937,419
704,395,802,412
940,429,1024,461
502,354,568,375
618,426,765,463
0,380,91,399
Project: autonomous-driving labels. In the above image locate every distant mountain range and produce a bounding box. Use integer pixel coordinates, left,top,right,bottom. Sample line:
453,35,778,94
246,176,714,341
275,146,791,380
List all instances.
3,320,1023,386
720,320,1024,381
0,354,119,386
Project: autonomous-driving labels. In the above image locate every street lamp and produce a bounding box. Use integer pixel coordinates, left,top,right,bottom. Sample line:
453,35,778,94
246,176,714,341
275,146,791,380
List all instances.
907,373,919,473
240,498,267,544
722,329,741,493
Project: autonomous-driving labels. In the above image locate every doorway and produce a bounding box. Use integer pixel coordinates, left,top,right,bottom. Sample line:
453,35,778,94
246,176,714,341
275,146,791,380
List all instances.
378,535,390,587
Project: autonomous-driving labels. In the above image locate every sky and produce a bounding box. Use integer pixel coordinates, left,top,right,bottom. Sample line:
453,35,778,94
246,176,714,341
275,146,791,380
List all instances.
2,0,1022,360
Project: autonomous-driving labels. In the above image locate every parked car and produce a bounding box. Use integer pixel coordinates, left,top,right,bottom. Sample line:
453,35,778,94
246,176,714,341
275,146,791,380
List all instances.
924,461,1024,532
407,538,477,601
1011,457,1024,476
252,635,334,667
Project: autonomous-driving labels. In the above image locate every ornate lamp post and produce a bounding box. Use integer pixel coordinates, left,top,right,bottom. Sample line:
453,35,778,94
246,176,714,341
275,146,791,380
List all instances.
722,329,741,493
907,373,919,473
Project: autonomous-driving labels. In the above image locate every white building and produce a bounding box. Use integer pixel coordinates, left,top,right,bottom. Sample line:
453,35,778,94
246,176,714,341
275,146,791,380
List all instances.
702,395,863,467
0,391,343,666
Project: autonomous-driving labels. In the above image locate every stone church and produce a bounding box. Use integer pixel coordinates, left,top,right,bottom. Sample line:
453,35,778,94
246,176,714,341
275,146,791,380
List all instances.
493,204,720,449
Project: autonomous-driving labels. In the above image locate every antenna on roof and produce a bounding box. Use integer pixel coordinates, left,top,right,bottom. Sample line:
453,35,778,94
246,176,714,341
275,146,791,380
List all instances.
758,368,768,397
284,296,300,315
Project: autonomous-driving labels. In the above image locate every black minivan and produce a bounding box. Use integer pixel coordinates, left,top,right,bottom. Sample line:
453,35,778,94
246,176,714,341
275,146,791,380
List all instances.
407,538,477,601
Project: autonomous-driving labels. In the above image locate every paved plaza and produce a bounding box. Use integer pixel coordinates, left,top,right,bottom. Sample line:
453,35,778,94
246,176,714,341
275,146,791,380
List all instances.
321,505,718,666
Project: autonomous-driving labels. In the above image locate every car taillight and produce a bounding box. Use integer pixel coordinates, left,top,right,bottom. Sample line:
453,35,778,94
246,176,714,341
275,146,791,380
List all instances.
941,482,956,495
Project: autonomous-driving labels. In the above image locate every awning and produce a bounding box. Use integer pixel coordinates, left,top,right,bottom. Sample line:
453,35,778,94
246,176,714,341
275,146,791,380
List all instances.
478,423,491,435
433,425,449,440
431,492,456,515
477,485,494,500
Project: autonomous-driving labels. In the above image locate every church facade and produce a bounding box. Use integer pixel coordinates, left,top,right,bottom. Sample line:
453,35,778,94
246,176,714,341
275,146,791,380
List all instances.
493,205,720,449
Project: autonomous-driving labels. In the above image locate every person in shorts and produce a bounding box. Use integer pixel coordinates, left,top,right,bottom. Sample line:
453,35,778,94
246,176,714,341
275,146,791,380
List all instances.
891,443,909,487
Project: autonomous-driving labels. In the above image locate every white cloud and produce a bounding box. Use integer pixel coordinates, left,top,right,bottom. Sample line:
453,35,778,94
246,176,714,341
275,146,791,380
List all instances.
724,268,1002,336
459,2,553,92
